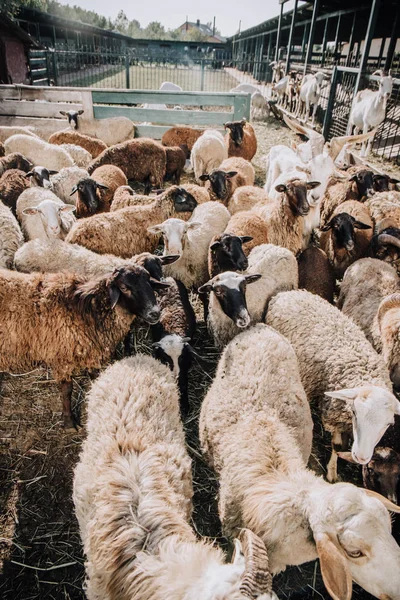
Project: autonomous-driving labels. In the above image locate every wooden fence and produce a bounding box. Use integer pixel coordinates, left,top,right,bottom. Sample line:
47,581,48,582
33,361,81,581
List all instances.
0,85,251,140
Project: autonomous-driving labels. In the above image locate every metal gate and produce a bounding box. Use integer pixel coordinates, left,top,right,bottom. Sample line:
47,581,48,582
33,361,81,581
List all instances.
322,66,359,140
28,49,50,86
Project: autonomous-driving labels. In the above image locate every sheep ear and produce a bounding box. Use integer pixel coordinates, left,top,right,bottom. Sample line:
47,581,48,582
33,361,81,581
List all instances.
25,171,34,178
48,170,58,175
109,285,121,309
70,185,78,195
160,254,180,265
324,388,359,402
210,240,221,250
364,489,400,513
96,183,109,190
320,222,333,232
22,207,39,215
275,184,287,193
390,178,400,185
150,278,171,290
199,174,209,181
188,221,202,230
315,533,352,600
60,204,76,213
77,109,84,115
198,282,213,294
148,224,164,234
348,174,358,182
353,220,372,230
59,111,67,116
245,273,262,284
337,451,358,464
226,171,238,179
307,181,321,190
240,236,253,244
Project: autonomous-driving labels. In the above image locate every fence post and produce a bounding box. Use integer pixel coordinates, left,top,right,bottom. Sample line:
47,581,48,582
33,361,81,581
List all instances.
233,93,251,121
322,66,338,140
51,51,58,86
125,54,130,89
200,60,205,91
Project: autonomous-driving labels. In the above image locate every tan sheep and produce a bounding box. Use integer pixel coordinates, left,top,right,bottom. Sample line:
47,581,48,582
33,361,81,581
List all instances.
48,130,107,158
228,185,270,215
225,211,269,256
161,126,203,151
201,157,255,206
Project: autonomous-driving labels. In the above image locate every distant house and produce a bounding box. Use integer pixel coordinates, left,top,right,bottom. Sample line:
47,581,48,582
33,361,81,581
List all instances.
177,19,225,43
0,14,38,84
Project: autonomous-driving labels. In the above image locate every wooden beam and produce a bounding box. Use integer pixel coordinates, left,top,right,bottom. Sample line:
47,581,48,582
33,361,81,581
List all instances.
377,37,386,70
304,0,319,71
355,0,381,92
346,11,357,67
321,17,329,67
93,105,234,126
274,1,284,61
333,14,342,57
286,0,298,74
385,3,399,72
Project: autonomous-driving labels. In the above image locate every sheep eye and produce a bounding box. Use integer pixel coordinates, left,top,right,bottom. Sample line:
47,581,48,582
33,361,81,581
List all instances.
346,550,364,559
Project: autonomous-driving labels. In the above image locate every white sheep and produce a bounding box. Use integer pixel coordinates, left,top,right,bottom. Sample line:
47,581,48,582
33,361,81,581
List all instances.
0,201,24,268
59,110,136,146
60,143,92,168
5,135,74,171
50,167,89,204
199,244,298,348
199,323,400,600
16,188,76,241
73,354,276,600
148,201,231,289
0,126,39,143
266,289,400,483
191,129,228,183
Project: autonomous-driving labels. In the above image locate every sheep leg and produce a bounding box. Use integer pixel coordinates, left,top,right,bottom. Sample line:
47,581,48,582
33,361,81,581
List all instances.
311,102,318,126
327,429,343,482
60,379,79,431
143,176,152,195
198,291,209,322
361,124,370,157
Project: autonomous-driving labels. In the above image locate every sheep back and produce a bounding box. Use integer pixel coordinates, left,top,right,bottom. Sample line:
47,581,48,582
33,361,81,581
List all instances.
225,122,257,161
4,135,74,171
228,185,269,214
298,246,336,304
91,165,128,205
225,211,269,256
162,126,203,151
0,201,24,268
0,169,30,215
48,130,107,158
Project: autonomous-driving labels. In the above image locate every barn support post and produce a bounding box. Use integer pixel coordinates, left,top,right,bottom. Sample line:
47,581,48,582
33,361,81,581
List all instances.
301,23,310,62
52,25,57,49
354,0,381,95
274,2,284,62
321,17,329,67
266,33,273,82
125,54,130,89
286,0,298,74
51,51,58,86
200,59,205,90
384,3,399,72
322,66,338,139
346,11,357,67
304,0,320,72
333,13,342,58
377,37,386,70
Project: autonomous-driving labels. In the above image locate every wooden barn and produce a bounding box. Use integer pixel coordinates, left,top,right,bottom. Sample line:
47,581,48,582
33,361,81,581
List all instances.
0,14,39,85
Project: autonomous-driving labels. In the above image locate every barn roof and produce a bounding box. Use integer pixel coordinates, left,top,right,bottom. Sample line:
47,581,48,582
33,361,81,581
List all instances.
0,13,40,46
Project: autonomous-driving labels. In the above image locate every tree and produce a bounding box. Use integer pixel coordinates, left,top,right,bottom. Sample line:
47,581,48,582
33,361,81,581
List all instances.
114,10,129,34
144,21,166,39
1,0,48,18
127,19,142,38
182,28,209,42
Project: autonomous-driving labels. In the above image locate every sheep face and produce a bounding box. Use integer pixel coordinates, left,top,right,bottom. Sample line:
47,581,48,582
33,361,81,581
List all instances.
310,484,400,600
26,166,57,189
348,170,375,199
224,119,246,147
200,170,238,201
210,233,251,272
372,174,399,193
70,177,109,214
321,213,371,252
275,179,320,216
152,334,193,379
371,227,400,265
22,200,76,238
148,219,202,256
325,386,400,465
59,109,85,129
198,271,261,328
134,252,180,282
170,187,198,213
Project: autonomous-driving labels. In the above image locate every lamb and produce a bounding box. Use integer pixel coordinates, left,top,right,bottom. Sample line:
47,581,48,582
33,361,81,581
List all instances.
60,143,92,168
59,109,136,146
225,211,269,256
148,201,231,289
199,323,400,600
4,135,74,171
0,201,24,268
48,130,107,158
191,129,228,183
251,91,269,120
0,153,33,176
208,232,251,278
228,186,270,215
0,266,168,429
14,236,179,281
0,126,39,143
161,126,203,152
152,278,196,415
297,246,335,304
266,289,400,483
320,200,373,278
87,138,166,194
70,166,127,217
66,186,197,257
296,71,327,125
165,146,186,184
16,188,76,241
0,169,30,214
254,179,320,255
224,119,257,161
320,167,376,226
199,244,298,348
200,157,255,205
73,354,276,600
50,166,89,204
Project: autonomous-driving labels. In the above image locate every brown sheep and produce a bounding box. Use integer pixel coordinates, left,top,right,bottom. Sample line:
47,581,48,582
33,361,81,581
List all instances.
111,184,209,212
70,166,128,218
320,200,373,278
0,265,168,430
161,126,203,152
48,130,107,158
0,169,30,215
165,146,187,184
0,153,33,176
87,138,166,194
225,211,269,256
66,186,198,257
320,167,376,226
228,185,269,214
224,119,257,161
200,157,255,206
297,246,335,303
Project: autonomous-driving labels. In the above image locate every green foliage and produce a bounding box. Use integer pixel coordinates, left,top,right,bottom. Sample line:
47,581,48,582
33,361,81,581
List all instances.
1,0,48,18
182,28,210,42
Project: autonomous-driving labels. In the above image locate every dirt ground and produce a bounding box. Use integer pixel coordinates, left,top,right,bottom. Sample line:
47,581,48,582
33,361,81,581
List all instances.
0,116,396,600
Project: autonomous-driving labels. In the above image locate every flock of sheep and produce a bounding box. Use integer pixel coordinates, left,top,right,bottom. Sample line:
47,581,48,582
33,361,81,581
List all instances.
1,96,400,600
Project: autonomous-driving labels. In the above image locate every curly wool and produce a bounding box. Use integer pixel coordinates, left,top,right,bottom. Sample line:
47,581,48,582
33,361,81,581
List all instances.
0,169,30,215
50,167,89,204
60,143,91,168
228,186,270,215
48,130,107,158
254,195,305,256
0,201,24,268
225,211,269,256
0,153,33,176
161,126,203,151
165,146,186,184
365,191,400,229
266,290,391,435
87,138,166,187
5,135,74,171
225,122,257,161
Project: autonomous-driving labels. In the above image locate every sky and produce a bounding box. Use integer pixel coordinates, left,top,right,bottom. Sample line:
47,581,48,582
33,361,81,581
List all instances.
56,0,300,38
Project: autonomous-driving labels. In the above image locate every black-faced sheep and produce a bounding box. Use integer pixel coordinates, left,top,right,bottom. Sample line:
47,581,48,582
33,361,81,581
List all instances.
225,211,269,256
200,157,255,206
208,232,251,278
224,119,257,161
0,153,33,176
70,166,127,217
